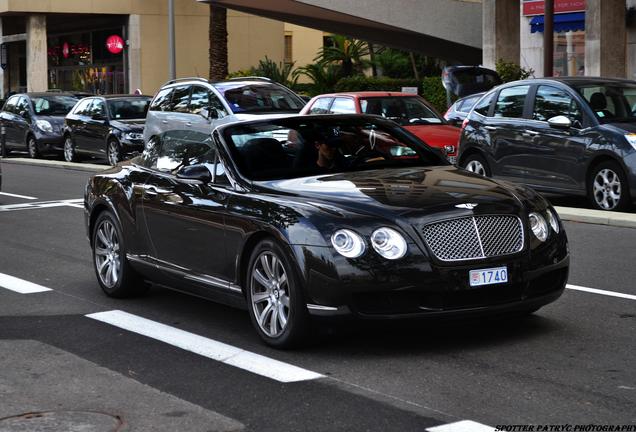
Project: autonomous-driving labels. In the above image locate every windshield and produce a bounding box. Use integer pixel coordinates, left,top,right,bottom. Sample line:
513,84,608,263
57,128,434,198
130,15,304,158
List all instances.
360,97,443,126
107,98,151,120
574,83,636,123
32,96,78,116
215,82,305,114
223,117,446,181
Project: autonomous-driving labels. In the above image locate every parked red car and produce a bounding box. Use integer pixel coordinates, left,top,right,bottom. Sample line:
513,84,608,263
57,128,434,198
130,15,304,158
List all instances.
300,92,461,163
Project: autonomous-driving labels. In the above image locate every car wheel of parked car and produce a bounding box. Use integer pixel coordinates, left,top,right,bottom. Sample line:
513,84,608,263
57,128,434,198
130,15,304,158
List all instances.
64,135,78,162
588,161,631,211
92,211,148,298
462,153,491,177
27,135,40,159
246,239,309,348
107,139,121,166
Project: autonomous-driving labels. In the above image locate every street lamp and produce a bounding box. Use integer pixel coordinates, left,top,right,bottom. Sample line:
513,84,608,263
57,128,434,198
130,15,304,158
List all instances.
168,0,176,80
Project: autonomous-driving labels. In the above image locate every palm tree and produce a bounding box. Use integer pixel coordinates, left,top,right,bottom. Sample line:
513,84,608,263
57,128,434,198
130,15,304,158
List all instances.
209,4,228,81
315,35,370,77
294,63,342,95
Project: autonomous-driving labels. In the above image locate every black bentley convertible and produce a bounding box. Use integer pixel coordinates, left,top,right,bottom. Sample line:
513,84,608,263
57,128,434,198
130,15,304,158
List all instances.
84,114,569,348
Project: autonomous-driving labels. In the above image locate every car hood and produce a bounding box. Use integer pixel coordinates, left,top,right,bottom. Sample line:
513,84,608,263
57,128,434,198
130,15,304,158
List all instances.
403,124,461,148
111,119,145,132
256,166,526,223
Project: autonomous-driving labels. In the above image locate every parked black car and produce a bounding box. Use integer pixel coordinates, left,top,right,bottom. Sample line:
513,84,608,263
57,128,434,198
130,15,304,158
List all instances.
85,114,569,348
444,92,485,126
0,93,78,158
459,77,636,211
64,95,151,165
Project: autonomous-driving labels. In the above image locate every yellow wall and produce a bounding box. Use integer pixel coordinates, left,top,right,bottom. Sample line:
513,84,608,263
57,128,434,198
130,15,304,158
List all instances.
227,9,284,74
283,23,324,83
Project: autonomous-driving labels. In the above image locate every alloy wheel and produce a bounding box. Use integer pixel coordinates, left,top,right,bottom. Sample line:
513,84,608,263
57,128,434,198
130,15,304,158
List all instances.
107,141,120,166
94,219,121,289
465,160,486,176
64,137,75,162
593,168,622,210
28,137,38,159
250,251,290,338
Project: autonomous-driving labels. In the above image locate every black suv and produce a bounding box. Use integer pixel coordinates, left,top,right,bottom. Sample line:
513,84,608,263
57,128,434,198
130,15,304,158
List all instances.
459,77,636,211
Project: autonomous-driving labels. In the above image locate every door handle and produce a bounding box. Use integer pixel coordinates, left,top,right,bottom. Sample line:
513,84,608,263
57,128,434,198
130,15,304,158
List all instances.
523,129,540,136
161,120,168,125
185,122,192,127
144,186,158,197
484,126,497,131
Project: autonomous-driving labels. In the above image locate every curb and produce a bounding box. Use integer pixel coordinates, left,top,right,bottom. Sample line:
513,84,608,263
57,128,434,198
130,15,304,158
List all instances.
0,157,108,173
2,157,635,229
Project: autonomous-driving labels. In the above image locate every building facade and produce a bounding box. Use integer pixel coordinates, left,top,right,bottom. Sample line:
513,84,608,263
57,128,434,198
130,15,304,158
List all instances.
0,0,323,98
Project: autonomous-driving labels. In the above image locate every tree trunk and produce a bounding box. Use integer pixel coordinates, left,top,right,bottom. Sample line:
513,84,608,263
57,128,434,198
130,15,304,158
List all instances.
209,4,228,81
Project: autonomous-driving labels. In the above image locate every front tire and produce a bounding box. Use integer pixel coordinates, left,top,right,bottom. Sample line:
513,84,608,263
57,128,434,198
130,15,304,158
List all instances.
92,211,147,298
27,135,40,159
64,135,78,162
462,153,491,177
587,161,631,211
107,138,121,166
246,239,310,348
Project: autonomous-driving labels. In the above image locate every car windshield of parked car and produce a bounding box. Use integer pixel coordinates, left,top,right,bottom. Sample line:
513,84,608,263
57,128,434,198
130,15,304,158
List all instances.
32,96,78,116
359,97,443,126
223,117,445,181
107,98,151,120
214,83,305,114
574,83,636,123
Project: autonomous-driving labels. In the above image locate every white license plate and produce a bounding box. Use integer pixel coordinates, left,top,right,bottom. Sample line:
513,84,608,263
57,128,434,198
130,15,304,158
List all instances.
469,266,508,287
448,155,457,165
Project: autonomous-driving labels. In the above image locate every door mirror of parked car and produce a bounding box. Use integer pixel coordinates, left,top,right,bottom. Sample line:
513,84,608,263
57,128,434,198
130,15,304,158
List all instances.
19,110,30,120
548,115,572,129
200,107,218,120
92,113,107,122
175,164,212,184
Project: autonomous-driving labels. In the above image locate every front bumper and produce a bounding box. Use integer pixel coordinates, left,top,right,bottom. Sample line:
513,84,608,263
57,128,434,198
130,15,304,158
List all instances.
294,232,569,319
120,139,144,157
34,133,65,153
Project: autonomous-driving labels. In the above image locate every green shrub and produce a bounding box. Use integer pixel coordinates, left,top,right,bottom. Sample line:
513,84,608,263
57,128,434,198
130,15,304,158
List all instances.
495,59,534,83
421,76,450,114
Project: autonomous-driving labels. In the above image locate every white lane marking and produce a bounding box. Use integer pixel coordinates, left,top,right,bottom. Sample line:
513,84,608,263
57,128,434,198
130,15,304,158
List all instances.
566,284,636,301
0,273,53,294
0,198,83,212
0,191,37,200
86,310,324,383
427,420,496,432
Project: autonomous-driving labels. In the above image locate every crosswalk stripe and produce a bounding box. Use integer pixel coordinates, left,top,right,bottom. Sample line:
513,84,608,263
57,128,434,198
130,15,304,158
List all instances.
427,420,496,432
0,273,53,294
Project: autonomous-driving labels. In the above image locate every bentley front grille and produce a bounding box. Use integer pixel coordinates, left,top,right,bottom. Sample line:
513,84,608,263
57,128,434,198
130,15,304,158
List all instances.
421,215,524,261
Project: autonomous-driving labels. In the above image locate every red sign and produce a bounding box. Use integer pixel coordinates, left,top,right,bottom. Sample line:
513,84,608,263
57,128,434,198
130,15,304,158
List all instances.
106,35,124,54
62,42,70,59
523,0,586,16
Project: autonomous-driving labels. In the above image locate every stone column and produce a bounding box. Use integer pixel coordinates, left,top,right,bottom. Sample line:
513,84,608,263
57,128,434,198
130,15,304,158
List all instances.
482,0,520,70
520,13,544,77
26,14,47,92
626,0,636,79
0,18,4,99
585,0,626,77
128,15,142,93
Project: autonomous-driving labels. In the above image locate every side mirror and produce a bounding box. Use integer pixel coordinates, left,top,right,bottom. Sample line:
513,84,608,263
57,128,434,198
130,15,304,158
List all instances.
548,115,571,129
200,107,218,120
176,164,212,183
19,110,30,120
92,113,107,121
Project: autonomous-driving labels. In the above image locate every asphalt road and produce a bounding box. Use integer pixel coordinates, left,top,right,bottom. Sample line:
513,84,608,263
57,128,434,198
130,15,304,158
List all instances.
0,161,634,431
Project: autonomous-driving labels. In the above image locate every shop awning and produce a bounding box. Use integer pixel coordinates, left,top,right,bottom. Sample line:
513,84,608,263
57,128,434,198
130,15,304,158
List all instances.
530,12,585,33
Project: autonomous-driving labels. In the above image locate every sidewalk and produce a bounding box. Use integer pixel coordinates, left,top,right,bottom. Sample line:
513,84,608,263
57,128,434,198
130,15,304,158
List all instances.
3,157,636,229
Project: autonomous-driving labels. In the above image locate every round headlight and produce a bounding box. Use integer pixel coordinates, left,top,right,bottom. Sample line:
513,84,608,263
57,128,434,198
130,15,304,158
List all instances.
331,229,366,258
529,212,548,242
371,227,407,260
545,208,560,234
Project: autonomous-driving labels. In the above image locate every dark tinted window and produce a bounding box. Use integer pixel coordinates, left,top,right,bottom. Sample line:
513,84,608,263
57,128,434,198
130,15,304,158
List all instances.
215,82,305,114
89,99,107,117
473,92,495,116
210,93,228,118
575,83,636,123
3,96,19,113
188,86,209,115
533,86,582,126
108,98,151,120
170,86,191,113
149,87,174,112
330,97,356,114
458,95,481,113
360,96,442,125
494,85,530,118
151,129,216,172
16,97,30,113
309,97,332,114
32,96,78,115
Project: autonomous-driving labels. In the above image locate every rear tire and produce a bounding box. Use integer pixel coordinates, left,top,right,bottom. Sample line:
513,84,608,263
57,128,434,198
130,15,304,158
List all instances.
92,211,148,298
587,161,631,211
64,135,77,162
461,153,491,177
246,239,310,348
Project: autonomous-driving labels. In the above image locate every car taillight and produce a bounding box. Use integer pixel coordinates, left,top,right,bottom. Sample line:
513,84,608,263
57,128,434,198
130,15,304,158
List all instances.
460,118,469,132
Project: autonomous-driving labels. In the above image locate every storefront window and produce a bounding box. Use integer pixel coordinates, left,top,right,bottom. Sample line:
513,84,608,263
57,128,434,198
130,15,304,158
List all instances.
47,28,125,94
553,31,585,77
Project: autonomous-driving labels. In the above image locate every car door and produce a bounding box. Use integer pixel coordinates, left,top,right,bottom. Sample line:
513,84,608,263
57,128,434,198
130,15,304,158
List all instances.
84,98,109,155
69,98,95,152
141,129,230,286
1,96,21,148
186,85,219,134
521,85,589,192
144,87,175,143
164,85,192,134
487,84,533,182
13,97,32,150
307,97,334,114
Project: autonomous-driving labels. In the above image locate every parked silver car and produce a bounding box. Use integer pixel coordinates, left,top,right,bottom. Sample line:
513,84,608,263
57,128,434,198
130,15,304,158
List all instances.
143,77,306,143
